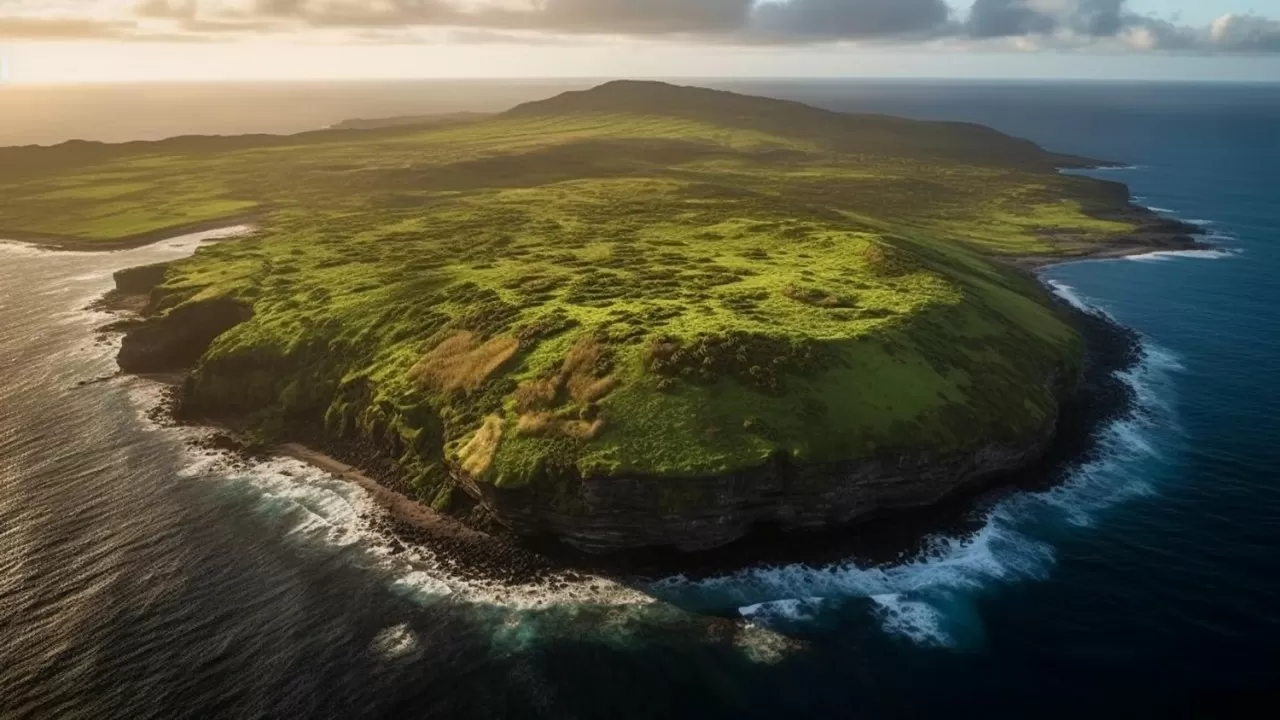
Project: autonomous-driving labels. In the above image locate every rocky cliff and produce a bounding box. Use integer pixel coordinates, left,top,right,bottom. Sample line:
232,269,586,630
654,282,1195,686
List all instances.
459,422,1061,553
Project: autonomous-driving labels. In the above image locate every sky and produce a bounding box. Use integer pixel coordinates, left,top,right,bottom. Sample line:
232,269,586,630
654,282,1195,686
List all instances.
1,1,1278,83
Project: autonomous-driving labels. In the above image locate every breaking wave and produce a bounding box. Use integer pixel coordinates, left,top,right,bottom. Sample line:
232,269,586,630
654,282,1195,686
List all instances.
1124,248,1239,263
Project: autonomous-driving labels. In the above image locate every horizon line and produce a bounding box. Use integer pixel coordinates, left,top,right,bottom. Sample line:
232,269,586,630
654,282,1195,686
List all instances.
5,75,1280,89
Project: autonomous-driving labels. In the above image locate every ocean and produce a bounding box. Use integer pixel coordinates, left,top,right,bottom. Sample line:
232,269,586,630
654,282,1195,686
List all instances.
2,80,1278,717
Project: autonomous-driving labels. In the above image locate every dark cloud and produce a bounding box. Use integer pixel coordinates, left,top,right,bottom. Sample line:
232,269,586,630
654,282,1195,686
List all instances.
507,0,754,35
1072,0,1125,37
967,0,1055,38
750,0,951,40
968,0,1125,39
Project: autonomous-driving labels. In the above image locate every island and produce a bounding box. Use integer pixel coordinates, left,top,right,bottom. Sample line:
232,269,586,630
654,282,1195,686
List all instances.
0,81,1202,554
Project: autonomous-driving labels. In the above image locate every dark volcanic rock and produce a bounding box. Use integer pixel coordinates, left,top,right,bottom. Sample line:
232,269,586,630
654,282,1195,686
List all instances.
117,298,252,374
112,262,172,296
458,427,1060,554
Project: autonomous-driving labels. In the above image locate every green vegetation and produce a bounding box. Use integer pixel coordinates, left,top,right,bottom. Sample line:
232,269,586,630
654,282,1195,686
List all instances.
1,81,1138,504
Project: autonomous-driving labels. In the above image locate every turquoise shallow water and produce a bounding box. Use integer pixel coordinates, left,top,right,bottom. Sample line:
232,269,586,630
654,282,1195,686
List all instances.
2,81,1277,717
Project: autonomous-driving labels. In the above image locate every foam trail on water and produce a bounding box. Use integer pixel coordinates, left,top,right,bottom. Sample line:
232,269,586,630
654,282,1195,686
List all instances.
871,594,952,647
369,624,423,662
1044,279,1115,319
650,282,1182,647
739,598,826,626
1125,248,1238,263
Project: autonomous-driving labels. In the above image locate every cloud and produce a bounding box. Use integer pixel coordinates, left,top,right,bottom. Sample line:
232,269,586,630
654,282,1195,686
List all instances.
1120,15,1196,51
750,0,951,41
0,16,134,39
501,0,755,35
967,0,1125,39
135,0,459,27
0,0,1276,53
1208,13,1280,53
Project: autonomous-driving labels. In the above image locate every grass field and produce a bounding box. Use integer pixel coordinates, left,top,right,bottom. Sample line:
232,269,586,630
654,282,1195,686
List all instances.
0,81,1138,501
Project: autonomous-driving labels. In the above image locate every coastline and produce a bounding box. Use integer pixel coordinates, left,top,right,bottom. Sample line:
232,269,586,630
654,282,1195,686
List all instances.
90,217,1186,584
0,213,262,253
1011,203,1211,270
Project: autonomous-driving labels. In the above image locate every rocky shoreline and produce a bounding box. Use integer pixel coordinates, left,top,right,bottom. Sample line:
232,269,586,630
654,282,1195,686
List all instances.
97,237,1164,586
1015,193,1212,269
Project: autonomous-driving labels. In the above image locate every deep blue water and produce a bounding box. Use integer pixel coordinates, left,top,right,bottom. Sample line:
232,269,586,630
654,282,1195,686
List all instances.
2,81,1278,717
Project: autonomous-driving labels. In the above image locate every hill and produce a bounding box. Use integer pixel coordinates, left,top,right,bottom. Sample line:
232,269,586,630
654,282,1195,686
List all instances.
0,81,1198,551
328,112,490,131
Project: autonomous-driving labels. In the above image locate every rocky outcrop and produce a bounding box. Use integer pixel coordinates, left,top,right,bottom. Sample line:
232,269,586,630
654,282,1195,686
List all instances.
458,419,1059,554
94,262,173,314
117,298,252,374
112,262,172,296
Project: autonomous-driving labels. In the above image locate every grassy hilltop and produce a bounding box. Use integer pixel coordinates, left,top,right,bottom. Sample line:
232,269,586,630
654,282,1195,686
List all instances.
1,81,1148,511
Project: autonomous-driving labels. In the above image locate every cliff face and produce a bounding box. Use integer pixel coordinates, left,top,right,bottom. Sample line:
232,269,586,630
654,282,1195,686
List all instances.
117,297,252,374
460,428,1057,553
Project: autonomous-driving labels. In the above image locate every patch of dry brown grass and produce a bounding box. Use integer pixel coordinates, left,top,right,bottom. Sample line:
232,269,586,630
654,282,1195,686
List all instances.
510,337,614,441
569,375,618,405
516,412,556,436
412,331,519,393
514,336,617,412
515,412,605,440
458,415,504,477
514,377,559,413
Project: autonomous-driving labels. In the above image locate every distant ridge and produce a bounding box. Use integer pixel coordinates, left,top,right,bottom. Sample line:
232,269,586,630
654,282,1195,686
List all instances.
329,112,490,131
507,80,1096,170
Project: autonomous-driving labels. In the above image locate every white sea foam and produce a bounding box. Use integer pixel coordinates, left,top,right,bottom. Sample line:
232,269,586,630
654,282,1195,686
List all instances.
147,225,256,252
871,594,952,647
739,597,826,624
389,571,455,604
0,240,55,257
1125,248,1238,263
1043,279,1113,318
369,623,422,661
0,224,253,259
